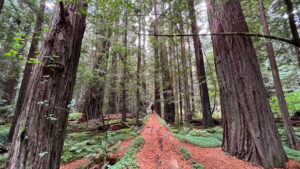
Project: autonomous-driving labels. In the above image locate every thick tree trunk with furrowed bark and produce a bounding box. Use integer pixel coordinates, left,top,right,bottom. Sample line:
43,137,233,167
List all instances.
258,0,300,150
6,2,87,169
8,0,46,142
206,0,288,168
187,0,213,128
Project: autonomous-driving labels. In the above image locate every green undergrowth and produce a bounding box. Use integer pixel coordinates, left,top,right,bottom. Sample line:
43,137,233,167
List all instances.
0,153,8,168
109,136,145,169
278,126,300,162
68,112,82,121
178,146,203,169
156,114,223,148
0,124,10,168
61,126,141,164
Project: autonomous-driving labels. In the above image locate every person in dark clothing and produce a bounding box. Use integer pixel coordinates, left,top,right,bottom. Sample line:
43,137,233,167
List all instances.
150,104,154,114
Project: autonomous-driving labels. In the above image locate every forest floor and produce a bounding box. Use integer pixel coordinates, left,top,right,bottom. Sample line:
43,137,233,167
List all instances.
59,113,300,169
137,113,260,169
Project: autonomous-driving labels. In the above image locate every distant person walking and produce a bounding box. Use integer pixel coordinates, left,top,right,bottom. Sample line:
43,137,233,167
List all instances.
150,104,154,114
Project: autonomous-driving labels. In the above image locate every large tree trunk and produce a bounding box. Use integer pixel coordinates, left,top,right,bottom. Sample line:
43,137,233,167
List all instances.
179,15,192,124
82,36,110,121
0,0,4,14
6,2,87,169
283,0,300,66
8,0,46,142
259,0,300,150
155,0,175,123
206,0,288,168
187,0,213,128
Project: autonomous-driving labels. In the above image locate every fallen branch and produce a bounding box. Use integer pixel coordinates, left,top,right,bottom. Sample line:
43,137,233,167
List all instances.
142,32,300,47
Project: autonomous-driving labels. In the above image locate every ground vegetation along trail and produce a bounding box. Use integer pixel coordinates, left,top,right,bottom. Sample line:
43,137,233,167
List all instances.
137,113,259,169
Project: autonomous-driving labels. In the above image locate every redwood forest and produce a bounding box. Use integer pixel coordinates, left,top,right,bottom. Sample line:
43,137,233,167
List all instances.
1,0,300,168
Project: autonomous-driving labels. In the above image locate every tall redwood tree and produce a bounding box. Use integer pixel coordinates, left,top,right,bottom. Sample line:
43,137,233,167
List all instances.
7,1,87,168
258,0,300,150
206,0,287,168
8,0,46,142
187,0,213,128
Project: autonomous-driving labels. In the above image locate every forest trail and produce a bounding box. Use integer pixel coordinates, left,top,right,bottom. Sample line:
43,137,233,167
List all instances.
136,113,260,169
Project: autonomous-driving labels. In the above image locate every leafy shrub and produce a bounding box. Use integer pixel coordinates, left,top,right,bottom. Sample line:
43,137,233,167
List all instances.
189,129,207,137
174,134,221,147
178,146,191,160
269,88,300,117
109,136,145,169
68,112,82,121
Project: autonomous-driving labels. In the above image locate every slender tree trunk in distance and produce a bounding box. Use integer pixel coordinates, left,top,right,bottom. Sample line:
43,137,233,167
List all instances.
179,15,192,124
107,53,118,114
170,36,179,124
8,0,46,142
0,0,4,14
206,0,287,167
258,0,300,150
284,0,300,66
154,0,161,117
121,10,128,122
6,2,87,169
187,37,195,115
136,4,142,125
187,0,213,128
175,40,183,125
155,0,175,123
82,36,110,121
154,35,161,116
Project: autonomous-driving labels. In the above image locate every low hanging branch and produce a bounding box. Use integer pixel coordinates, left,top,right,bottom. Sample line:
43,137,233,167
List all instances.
143,32,300,47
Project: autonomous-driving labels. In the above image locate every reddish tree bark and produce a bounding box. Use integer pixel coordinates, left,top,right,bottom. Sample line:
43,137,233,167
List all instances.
6,2,87,168
187,0,213,128
8,0,46,142
206,0,287,168
259,0,300,150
